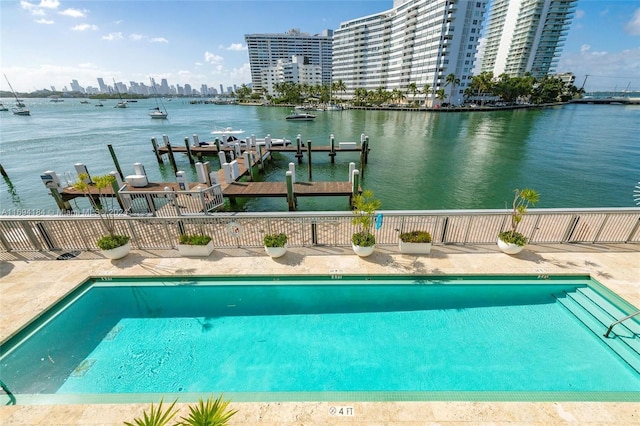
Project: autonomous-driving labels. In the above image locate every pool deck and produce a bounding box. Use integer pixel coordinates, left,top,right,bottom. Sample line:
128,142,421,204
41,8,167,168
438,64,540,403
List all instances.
1,243,639,425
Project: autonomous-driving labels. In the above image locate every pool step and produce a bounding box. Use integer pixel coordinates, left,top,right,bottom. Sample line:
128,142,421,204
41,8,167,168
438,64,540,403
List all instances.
566,289,640,356
554,290,640,374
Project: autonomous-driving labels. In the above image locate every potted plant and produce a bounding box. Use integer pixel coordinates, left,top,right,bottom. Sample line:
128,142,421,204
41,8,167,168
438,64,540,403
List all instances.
177,234,214,257
398,230,432,254
264,232,288,258
498,188,540,254
351,189,381,257
73,173,130,259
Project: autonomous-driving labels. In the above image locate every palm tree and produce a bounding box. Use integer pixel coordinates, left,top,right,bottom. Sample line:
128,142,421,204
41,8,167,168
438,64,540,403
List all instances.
407,82,418,105
435,88,446,105
445,73,460,106
422,83,432,106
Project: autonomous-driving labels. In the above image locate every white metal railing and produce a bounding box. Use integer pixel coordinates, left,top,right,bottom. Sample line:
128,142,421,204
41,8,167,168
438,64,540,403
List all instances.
0,208,638,252
118,184,224,217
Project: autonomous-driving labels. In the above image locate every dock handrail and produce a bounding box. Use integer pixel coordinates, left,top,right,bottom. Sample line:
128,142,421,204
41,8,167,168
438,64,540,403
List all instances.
0,379,16,405
604,310,640,338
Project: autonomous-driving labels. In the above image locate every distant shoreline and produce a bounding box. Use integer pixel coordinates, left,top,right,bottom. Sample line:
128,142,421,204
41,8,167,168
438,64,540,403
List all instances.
239,101,569,112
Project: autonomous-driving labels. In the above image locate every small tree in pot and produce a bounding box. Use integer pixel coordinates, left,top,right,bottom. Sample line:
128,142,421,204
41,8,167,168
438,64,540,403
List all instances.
351,190,381,257
264,232,288,258
498,188,539,254
73,173,130,259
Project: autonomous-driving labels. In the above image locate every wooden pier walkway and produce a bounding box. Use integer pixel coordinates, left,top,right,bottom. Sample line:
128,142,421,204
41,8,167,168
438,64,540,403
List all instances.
223,181,357,198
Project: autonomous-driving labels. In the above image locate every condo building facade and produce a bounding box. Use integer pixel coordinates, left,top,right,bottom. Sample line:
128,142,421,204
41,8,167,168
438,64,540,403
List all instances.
332,0,487,105
245,29,333,93
260,55,323,97
480,0,577,78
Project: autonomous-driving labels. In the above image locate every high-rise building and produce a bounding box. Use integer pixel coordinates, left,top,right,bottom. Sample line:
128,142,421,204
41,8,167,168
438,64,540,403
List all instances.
96,78,108,93
245,28,333,92
261,55,323,96
332,0,487,105
480,0,577,78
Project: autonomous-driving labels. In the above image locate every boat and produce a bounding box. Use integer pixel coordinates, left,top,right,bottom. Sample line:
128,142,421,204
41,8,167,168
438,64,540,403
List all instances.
149,106,168,119
148,78,168,119
49,96,64,102
80,100,90,104
285,112,316,121
113,78,128,108
95,101,104,107
0,103,8,111
211,125,244,135
4,74,30,116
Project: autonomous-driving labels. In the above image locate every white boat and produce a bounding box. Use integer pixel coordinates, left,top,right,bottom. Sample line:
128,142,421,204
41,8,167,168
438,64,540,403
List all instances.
206,134,291,148
285,112,316,121
4,74,30,116
148,78,168,119
211,125,244,135
149,107,168,119
0,103,8,111
113,78,128,108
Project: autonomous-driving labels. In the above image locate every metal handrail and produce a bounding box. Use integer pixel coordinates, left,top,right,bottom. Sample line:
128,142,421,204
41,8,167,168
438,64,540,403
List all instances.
604,310,640,338
0,379,16,405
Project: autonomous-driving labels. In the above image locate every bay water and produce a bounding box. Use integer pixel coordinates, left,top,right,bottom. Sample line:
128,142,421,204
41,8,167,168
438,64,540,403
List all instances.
0,97,638,212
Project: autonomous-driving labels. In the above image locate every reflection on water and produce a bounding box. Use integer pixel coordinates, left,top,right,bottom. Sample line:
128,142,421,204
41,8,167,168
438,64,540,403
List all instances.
0,99,638,212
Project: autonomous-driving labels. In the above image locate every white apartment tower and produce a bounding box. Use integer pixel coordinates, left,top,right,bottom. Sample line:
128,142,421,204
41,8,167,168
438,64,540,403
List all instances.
332,0,487,103
245,29,333,92
261,55,323,97
480,0,577,78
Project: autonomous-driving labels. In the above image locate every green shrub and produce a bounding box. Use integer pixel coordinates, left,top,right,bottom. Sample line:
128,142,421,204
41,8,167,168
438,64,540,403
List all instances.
399,230,432,243
179,234,212,246
351,231,375,247
97,234,130,250
498,230,528,247
180,395,238,426
124,398,177,426
263,233,287,247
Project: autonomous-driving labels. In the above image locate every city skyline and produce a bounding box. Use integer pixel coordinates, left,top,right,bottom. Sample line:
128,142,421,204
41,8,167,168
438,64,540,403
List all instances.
1,1,639,93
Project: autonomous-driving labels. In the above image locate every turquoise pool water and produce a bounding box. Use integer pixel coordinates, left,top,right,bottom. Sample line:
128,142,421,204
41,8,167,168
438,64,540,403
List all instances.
1,275,639,403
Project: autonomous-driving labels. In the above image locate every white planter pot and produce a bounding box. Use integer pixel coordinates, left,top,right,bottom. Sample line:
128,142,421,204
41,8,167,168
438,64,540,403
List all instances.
497,238,524,255
177,241,214,257
265,245,287,258
352,244,375,257
399,241,432,254
102,242,131,260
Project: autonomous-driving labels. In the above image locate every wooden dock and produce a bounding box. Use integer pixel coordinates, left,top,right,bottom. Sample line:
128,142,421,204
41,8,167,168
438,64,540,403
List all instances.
223,181,357,198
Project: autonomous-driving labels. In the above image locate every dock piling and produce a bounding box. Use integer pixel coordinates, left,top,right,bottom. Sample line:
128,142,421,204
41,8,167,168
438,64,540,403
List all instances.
307,140,313,181
151,137,163,164
0,164,8,178
166,142,178,174
107,144,124,180
184,137,195,164
296,134,303,163
329,134,336,163
286,171,296,211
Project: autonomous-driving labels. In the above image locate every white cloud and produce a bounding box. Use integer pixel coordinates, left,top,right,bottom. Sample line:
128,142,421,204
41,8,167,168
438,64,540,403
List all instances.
220,43,246,51
39,0,60,9
35,18,54,24
574,10,585,20
204,51,223,64
102,32,123,41
130,34,145,41
72,24,98,31
624,8,640,36
59,8,86,18
558,47,640,91
149,37,169,43
580,44,590,53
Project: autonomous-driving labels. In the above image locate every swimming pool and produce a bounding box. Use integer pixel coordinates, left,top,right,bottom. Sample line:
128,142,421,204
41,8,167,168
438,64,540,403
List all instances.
1,274,639,404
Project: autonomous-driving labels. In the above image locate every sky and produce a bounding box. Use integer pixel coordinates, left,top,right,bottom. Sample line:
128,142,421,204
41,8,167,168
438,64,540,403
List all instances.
0,0,639,94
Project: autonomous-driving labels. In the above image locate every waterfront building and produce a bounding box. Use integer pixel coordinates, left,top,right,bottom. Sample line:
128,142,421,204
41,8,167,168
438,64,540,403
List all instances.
245,28,333,93
261,55,323,97
332,0,487,106
480,0,577,78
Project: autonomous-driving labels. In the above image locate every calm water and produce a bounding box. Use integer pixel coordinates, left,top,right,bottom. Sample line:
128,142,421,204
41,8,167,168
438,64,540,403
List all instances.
0,98,638,212
2,277,639,395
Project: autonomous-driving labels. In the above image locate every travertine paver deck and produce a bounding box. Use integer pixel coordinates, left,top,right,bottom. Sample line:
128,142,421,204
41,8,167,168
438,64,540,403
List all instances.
1,243,639,425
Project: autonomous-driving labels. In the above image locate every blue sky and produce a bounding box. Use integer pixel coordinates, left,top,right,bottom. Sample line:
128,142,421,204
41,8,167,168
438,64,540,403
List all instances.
1,0,638,93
